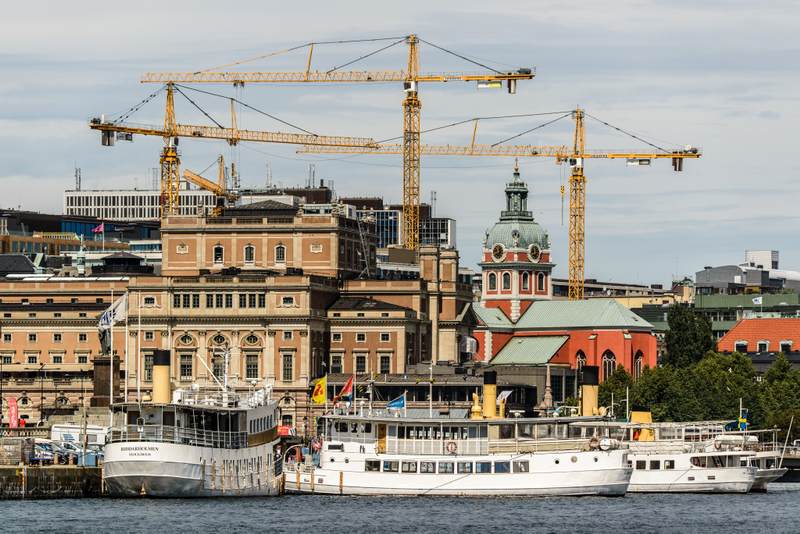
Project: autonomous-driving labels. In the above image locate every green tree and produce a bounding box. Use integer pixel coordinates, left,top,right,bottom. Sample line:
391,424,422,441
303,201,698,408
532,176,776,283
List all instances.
664,304,714,368
599,367,633,416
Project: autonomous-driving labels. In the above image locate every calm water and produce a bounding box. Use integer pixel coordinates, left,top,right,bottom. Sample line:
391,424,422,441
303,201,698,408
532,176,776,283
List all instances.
5,484,800,533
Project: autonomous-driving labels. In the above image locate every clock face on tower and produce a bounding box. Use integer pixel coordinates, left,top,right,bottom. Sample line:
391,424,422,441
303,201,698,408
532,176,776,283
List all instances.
492,243,505,261
528,244,541,262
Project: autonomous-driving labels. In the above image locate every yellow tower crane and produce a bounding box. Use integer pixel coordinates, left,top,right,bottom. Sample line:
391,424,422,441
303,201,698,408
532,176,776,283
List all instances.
90,83,378,217
297,107,701,299
140,34,535,249
182,156,238,216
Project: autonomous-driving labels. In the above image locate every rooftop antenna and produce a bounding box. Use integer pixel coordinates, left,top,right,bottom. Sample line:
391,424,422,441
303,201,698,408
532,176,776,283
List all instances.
74,166,81,191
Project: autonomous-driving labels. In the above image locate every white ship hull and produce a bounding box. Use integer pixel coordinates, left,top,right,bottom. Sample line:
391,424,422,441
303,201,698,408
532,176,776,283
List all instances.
288,450,631,497
104,441,282,497
751,467,788,492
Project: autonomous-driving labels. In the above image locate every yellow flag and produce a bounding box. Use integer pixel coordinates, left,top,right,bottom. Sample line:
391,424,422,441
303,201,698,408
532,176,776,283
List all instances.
311,375,327,404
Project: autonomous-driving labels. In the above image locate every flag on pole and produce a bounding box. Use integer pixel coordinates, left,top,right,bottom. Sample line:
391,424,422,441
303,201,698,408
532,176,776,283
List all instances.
386,393,406,410
99,294,128,331
752,296,763,305
311,375,328,405
92,222,105,234
333,376,354,403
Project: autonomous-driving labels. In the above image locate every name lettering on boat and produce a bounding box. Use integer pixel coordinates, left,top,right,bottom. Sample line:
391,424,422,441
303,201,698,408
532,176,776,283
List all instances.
121,445,160,456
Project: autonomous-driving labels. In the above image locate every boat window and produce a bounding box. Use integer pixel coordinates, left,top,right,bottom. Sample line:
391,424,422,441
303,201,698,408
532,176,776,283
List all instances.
712,456,724,468
498,424,514,440
365,460,380,472
420,461,436,474
690,457,707,468
438,462,454,474
327,443,344,451
513,461,530,473
635,460,647,470
494,461,510,474
336,422,348,433
364,423,372,433
398,426,406,439
401,461,417,473
468,426,478,439
457,462,473,474
351,423,359,434
650,460,660,470
518,424,534,438
664,460,675,470
476,461,492,474
480,426,488,439
383,461,399,473
388,425,397,438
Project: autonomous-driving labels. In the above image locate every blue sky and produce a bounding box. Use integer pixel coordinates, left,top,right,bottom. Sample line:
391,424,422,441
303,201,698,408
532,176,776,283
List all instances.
2,0,798,283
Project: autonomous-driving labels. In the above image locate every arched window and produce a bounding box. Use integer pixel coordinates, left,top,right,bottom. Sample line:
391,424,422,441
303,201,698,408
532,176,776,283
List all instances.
244,244,255,264
213,244,224,264
633,350,643,380
521,272,530,291
537,272,546,291
502,272,511,290
602,350,616,381
275,244,286,263
488,273,497,291
576,350,586,371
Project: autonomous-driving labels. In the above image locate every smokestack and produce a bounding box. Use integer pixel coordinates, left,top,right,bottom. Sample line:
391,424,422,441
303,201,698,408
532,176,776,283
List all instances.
580,365,600,416
151,349,172,404
482,370,497,419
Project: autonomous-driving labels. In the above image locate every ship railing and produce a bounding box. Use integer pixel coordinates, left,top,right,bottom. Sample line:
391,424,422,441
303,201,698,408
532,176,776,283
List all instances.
109,424,248,449
387,439,487,456
488,438,589,454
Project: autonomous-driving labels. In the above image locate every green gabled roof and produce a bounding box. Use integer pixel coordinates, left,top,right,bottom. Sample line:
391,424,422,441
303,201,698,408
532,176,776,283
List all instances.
516,300,654,330
491,335,568,365
472,304,513,329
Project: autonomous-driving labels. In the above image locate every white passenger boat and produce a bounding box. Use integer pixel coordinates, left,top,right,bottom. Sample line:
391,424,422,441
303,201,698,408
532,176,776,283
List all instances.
103,350,283,497
577,420,757,494
708,430,788,491
288,371,632,497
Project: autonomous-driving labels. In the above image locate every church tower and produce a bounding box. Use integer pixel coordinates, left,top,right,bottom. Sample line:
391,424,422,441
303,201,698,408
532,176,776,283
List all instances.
480,163,553,321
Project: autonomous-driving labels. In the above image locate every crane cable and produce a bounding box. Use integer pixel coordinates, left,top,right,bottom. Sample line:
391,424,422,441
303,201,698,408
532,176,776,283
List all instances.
326,37,408,74
584,112,670,153
174,84,317,136
173,85,225,129
110,86,166,123
491,113,573,146
417,38,504,74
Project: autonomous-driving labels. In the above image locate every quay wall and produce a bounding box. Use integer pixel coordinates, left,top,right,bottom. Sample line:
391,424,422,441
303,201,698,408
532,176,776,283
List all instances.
0,466,102,499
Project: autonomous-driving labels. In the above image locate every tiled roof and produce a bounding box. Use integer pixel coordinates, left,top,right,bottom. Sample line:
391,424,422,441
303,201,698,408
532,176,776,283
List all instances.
490,335,568,365
718,318,800,352
516,300,654,330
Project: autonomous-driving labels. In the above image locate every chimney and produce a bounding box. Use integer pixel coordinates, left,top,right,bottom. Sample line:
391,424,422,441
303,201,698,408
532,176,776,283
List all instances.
482,370,497,419
151,349,172,404
580,365,600,416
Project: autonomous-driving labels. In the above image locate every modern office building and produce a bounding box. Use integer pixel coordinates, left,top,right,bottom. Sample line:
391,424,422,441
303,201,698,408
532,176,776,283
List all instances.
695,250,800,295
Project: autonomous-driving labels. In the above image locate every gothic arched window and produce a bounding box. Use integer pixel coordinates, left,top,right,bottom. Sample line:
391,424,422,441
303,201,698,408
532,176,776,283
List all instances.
576,350,586,371
537,272,546,291
502,272,511,290
488,273,497,291
602,350,616,381
521,272,530,291
633,351,644,380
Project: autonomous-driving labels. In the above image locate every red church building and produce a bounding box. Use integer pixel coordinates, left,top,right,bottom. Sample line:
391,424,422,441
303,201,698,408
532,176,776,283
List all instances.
472,165,657,383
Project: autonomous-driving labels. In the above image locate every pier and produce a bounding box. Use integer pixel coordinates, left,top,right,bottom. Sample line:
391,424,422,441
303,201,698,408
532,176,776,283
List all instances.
0,466,102,500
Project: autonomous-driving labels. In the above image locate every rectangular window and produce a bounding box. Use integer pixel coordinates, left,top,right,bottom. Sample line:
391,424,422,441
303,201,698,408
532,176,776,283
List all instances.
77,354,88,364
650,460,661,470
365,460,381,472
330,355,342,374
781,342,793,353
144,354,154,381
173,294,181,308
144,331,154,341
79,333,88,342
182,294,190,308
3,333,11,343
2,355,12,364
282,353,293,382
494,461,510,474
476,461,492,474
382,461,399,473
758,342,769,352
28,333,37,342
379,354,391,374
239,294,247,308
513,461,530,473
332,333,342,342
225,294,233,308
27,354,38,364
54,313,61,318
438,462,454,474
207,294,214,308
246,354,259,379
355,354,367,373
380,333,390,342
258,294,265,307
52,354,63,364
53,333,62,343
356,333,366,343
215,294,223,308
175,354,192,380
664,459,675,470
420,461,436,474
248,294,257,308
192,294,200,308
457,462,473,474
401,461,417,473
636,460,647,470
282,296,294,307
283,331,293,341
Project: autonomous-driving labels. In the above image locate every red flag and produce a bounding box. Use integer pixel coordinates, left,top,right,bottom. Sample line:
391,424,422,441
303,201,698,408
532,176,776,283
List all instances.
333,376,354,403
7,397,18,429
92,222,105,233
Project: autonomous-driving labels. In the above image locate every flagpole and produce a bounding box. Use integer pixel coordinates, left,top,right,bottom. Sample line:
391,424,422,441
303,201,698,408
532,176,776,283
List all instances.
429,361,433,418
137,292,141,403
124,291,129,402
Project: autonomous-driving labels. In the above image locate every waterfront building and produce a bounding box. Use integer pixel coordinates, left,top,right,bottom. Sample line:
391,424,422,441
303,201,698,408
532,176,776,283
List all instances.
717,317,800,373
471,166,658,398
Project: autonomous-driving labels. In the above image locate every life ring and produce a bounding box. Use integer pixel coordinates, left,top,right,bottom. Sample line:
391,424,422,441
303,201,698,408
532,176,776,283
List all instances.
446,441,457,454
589,436,600,450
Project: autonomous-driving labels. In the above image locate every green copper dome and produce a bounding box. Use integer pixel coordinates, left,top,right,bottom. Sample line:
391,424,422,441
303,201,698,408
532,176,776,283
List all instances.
485,166,549,250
